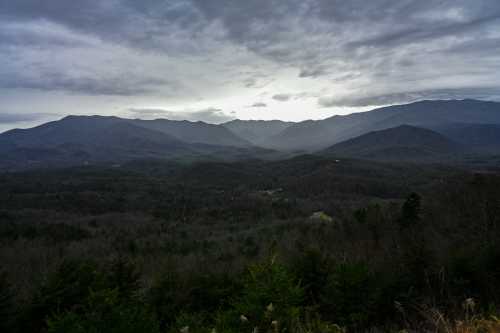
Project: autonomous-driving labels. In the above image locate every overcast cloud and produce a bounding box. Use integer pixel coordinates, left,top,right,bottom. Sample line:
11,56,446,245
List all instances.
1,0,500,129
128,107,236,124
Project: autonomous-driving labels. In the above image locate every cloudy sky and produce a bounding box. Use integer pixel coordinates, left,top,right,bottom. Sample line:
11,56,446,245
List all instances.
1,0,500,132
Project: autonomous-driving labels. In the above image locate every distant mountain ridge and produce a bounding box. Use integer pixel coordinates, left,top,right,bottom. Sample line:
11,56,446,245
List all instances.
431,123,500,154
263,99,500,151
0,115,271,170
222,119,293,145
132,118,251,147
2,99,500,170
323,125,461,162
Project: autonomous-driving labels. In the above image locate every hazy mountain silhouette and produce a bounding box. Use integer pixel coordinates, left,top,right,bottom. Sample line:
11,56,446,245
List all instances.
431,123,500,154
131,119,251,147
222,120,294,145
2,99,500,170
323,125,461,162
265,99,500,151
0,116,269,170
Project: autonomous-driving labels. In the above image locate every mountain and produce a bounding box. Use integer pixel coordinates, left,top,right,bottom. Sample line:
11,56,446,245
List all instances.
222,120,294,145
131,119,251,147
2,99,500,170
431,123,500,154
0,115,184,149
0,116,193,168
0,116,271,171
323,125,461,162
265,99,500,151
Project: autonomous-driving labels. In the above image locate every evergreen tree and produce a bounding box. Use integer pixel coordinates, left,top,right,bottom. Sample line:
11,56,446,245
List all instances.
0,272,15,332
400,192,421,228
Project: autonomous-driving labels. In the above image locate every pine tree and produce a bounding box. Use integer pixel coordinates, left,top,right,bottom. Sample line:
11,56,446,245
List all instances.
400,192,421,228
0,271,15,332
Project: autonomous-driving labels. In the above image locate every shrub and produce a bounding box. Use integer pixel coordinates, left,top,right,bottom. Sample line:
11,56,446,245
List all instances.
0,271,16,332
21,260,106,332
47,288,160,333
321,262,380,328
227,256,304,332
105,257,141,301
399,192,421,228
292,248,331,304
147,268,185,329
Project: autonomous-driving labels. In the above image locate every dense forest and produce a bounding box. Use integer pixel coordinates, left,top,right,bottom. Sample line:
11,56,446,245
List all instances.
1,155,500,332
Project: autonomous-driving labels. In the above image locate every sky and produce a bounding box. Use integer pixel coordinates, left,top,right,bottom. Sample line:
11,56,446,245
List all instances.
1,0,500,132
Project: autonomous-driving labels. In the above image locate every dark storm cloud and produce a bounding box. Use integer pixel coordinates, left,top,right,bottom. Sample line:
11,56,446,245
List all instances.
186,0,500,105
0,0,204,50
318,87,500,108
0,27,88,48
190,1,500,53
0,71,169,96
1,0,500,116
444,36,500,54
3,1,500,57
348,13,500,49
4,1,498,54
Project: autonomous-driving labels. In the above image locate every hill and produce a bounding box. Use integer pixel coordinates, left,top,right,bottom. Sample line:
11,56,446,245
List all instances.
432,123,500,154
222,119,293,145
132,118,251,147
0,115,271,170
265,99,500,151
323,125,461,162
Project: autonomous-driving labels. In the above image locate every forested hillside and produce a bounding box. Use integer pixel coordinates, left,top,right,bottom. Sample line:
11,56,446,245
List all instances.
1,157,499,332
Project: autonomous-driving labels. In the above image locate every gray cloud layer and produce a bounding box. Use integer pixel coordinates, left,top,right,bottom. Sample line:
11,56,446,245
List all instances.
0,112,55,124
272,94,291,102
1,0,500,123
129,107,235,124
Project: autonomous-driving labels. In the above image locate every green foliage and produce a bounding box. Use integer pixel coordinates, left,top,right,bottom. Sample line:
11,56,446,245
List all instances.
229,256,304,331
22,260,106,332
353,208,367,224
291,312,346,333
0,271,16,332
0,222,91,242
400,192,421,228
293,248,331,304
321,262,380,328
450,245,500,305
105,257,141,301
47,288,160,333
2,161,500,331
166,312,208,333
186,273,240,314
400,238,435,292
147,268,185,328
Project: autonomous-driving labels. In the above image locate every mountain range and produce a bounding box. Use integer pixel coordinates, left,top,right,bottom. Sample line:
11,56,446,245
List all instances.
263,99,500,151
0,116,270,170
1,99,500,170
323,125,461,162
222,119,294,145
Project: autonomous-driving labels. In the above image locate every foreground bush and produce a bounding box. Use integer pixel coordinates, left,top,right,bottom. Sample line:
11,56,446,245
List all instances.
0,271,16,332
220,256,305,332
47,289,160,333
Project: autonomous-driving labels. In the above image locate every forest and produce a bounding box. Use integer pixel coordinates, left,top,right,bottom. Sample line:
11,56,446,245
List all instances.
1,155,500,332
